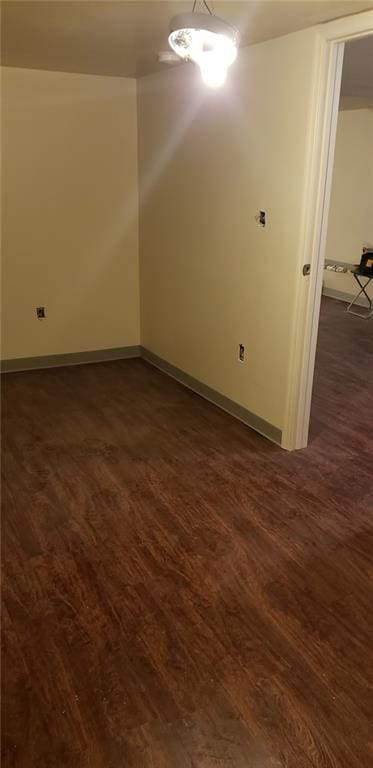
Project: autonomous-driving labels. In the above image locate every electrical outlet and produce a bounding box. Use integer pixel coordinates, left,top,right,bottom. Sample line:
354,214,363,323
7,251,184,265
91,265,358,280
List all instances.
36,307,46,319
238,344,245,362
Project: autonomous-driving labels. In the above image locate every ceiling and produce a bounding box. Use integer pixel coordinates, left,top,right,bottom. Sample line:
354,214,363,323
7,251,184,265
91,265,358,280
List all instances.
340,34,373,108
1,0,373,79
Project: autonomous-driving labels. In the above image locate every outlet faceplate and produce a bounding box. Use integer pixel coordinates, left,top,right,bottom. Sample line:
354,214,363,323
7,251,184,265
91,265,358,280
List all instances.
238,344,245,362
36,307,46,319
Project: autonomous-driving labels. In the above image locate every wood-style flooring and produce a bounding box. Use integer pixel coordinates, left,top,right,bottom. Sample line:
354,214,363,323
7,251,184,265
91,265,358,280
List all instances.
2,297,373,767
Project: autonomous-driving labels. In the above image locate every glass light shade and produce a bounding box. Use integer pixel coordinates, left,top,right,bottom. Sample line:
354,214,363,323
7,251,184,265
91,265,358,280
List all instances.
168,13,239,87
168,28,204,63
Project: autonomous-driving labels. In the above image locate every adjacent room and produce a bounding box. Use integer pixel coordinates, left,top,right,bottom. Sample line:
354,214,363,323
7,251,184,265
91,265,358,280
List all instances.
310,35,373,441
1,3,373,767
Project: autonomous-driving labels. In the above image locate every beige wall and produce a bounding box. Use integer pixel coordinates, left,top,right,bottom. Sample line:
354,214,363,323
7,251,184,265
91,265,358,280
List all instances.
323,108,373,300
1,67,139,360
5,32,370,434
137,29,318,431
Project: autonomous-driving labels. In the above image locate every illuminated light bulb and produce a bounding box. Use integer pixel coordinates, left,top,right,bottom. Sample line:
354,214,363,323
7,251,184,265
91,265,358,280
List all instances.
219,37,237,67
168,15,240,88
199,52,228,88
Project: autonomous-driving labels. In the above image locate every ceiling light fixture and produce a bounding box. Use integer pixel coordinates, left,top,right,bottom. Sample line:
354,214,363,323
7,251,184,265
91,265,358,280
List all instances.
168,4,240,88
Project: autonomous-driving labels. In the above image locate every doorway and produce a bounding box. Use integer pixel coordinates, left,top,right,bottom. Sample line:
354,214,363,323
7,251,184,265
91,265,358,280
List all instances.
282,12,373,451
309,36,373,443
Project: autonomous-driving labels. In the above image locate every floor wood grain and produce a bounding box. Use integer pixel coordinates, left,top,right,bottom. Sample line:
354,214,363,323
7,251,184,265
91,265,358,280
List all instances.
2,297,373,767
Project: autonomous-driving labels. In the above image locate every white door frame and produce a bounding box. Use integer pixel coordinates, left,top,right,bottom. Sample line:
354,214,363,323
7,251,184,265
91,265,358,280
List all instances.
282,10,373,451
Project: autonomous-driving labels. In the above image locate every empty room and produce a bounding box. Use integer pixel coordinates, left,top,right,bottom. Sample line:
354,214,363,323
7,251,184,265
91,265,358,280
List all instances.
1,3,373,767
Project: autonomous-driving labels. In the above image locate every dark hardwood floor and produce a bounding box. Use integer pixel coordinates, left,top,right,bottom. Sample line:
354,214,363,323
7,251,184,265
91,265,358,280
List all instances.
2,297,373,768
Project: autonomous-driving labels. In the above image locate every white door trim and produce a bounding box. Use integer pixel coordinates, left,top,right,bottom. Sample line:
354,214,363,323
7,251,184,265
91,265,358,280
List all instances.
282,10,373,451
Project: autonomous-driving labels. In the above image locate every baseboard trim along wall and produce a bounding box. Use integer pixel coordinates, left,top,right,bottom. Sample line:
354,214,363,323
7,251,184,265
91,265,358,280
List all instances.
1,345,141,373
322,287,372,307
141,347,282,446
2,344,282,445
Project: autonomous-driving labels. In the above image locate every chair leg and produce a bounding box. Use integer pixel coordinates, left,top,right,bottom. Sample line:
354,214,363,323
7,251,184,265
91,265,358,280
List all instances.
346,275,373,319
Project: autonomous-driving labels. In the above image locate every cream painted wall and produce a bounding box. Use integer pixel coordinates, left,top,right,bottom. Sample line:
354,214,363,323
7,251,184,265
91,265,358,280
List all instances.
323,108,373,300
137,29,319,431
1,67,140,359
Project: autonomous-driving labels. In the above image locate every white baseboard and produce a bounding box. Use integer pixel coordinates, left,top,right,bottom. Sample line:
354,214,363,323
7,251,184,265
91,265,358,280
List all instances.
322,287,372,307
